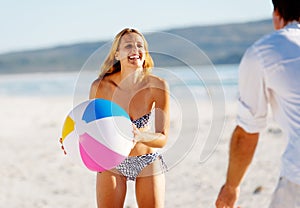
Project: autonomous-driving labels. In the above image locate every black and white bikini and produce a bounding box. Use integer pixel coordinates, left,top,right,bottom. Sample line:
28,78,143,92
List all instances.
114,112,168,181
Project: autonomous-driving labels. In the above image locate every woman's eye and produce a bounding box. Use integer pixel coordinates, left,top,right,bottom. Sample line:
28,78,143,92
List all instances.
125,44,132,49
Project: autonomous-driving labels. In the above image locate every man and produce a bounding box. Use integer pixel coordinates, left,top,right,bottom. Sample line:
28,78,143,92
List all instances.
215,0,300,207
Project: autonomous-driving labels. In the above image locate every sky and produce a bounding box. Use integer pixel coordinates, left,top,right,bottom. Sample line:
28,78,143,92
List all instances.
0,0,273,54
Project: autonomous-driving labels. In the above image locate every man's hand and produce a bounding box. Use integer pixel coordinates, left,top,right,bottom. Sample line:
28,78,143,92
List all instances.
215,184,240,208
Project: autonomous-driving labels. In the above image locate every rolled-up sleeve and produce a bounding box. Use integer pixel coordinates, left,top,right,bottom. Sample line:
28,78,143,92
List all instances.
236,46,269,133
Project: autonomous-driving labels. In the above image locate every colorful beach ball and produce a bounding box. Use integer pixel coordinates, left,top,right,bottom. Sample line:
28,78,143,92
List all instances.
61,98,134,172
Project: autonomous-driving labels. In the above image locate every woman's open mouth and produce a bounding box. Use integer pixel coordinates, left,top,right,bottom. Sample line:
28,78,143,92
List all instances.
128,55,140,60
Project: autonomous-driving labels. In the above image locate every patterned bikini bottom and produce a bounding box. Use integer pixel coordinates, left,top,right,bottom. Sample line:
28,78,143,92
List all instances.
115,152,168,181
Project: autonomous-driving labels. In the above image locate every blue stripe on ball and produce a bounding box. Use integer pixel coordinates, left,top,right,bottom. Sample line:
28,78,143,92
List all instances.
82,99,130,123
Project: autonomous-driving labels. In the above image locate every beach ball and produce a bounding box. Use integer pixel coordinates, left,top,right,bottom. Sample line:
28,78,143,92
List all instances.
61,98,134,172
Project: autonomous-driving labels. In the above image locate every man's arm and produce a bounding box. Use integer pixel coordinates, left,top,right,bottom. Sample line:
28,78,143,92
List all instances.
215,125,259,208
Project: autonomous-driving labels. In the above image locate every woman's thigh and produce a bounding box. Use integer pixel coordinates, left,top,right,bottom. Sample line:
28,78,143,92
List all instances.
135,159,166,208
96,170,127,208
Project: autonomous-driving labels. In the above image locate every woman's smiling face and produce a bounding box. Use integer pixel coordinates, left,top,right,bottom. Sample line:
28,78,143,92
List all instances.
115,32,146,69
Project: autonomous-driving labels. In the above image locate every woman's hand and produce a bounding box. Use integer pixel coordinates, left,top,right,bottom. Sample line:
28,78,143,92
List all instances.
132,124,163,144
59,137,67,155
132,125,143,143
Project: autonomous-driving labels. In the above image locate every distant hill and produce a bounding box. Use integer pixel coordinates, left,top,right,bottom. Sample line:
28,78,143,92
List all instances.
0,19,273,74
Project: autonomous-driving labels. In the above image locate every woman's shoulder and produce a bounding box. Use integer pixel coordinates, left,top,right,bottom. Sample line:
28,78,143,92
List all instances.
91,74,116,88
146,74,169,89
90,74,118,98
91,77,106,90
91,77,102,86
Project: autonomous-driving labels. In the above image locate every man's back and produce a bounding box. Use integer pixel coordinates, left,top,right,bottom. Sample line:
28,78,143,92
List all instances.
216,1,300,207
238,22,300,184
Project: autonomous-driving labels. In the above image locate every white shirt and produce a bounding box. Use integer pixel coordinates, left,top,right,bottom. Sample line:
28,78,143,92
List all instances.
236,22,300,185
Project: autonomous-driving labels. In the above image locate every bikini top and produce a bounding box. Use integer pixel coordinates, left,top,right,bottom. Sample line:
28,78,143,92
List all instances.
131,112,151,128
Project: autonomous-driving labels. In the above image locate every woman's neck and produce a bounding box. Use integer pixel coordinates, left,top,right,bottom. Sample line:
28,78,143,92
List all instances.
119,67,144,89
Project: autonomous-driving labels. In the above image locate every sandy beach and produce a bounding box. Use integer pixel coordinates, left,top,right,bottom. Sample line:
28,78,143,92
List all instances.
0,93,286,208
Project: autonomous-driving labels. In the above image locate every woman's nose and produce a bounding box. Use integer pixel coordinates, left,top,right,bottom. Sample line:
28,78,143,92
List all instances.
132,44,139,52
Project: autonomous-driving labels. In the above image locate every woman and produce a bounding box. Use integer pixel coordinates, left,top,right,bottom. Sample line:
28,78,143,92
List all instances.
89,28,170,208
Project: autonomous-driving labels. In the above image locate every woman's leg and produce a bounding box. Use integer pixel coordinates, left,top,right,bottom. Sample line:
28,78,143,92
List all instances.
135,158,166,208
96,170,127,208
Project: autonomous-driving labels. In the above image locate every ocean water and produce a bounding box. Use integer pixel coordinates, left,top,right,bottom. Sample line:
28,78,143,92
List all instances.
0,64,237,168
0,64,238,101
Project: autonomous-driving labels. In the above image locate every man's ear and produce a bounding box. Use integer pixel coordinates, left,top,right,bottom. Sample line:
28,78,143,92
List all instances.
273,9,284,30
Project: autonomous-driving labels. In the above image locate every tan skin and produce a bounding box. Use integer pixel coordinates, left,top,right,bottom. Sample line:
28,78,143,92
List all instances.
215,126,259,208
215,9,294,208
90,32,170,208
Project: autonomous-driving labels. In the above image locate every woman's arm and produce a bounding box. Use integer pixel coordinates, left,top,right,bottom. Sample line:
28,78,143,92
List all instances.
134,78,170,148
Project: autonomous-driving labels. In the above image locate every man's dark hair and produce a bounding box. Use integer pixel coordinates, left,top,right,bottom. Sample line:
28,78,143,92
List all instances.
272,0,300,22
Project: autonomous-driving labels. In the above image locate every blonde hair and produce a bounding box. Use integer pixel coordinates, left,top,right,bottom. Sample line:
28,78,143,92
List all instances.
99,28,154,78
